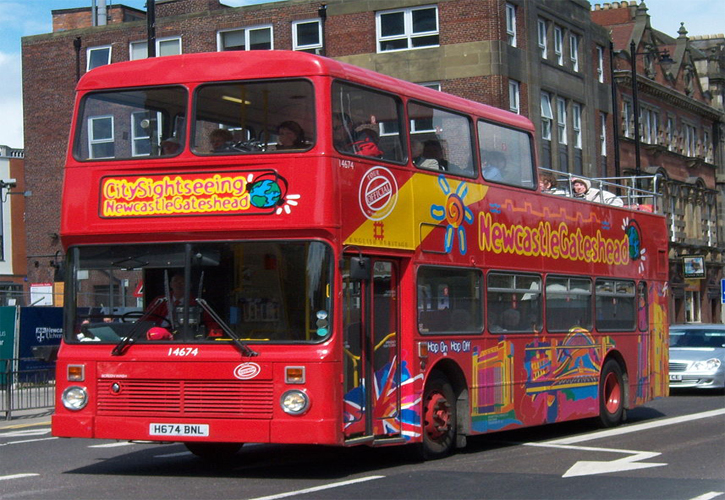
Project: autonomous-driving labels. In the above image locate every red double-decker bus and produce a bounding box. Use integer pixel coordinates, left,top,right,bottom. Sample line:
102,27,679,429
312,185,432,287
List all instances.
53,51,668,459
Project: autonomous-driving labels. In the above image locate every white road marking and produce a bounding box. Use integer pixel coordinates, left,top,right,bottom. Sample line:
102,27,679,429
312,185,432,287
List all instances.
155,451,192,458
246,475,385,500
0,473,40,481
88,441,136,448
0,437,58,447
547,408,725,445
524,408,725,478
689,493,725,500
0,428,51,438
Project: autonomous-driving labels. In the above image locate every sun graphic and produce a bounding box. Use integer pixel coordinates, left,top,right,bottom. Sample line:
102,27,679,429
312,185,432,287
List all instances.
430,175,474,254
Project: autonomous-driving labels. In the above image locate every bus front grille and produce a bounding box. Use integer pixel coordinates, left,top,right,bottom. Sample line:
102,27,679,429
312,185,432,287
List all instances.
97,379,274,418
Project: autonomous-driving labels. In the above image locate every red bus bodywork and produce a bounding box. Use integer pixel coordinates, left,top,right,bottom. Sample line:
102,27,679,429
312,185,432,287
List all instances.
53,51,668,457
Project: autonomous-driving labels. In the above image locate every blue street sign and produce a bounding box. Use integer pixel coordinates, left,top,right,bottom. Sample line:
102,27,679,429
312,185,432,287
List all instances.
721,279,725,304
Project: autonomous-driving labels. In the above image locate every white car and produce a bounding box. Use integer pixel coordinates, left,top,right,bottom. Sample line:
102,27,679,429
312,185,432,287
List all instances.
669,324,725,391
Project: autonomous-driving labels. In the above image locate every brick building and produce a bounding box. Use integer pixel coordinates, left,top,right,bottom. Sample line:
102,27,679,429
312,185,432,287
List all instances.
19,0,725,321
592,1,725,323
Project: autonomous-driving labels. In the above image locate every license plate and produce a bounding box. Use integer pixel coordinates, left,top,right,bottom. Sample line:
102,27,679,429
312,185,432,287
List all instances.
669,374,683,381
149,423,209,437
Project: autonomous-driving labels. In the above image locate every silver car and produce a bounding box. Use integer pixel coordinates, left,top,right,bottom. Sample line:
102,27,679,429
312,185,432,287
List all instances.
669,324,725,390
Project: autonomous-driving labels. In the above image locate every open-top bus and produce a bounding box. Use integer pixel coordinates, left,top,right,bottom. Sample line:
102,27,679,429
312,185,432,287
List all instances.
53,50,668,459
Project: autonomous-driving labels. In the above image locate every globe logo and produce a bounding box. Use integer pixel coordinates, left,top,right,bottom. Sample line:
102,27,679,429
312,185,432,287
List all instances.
248,179,283,208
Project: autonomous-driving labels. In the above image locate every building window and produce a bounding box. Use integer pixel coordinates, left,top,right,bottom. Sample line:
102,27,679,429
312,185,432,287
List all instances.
569,34,579,72
505,3,517,47
88,115,114,159
683,123,697,156
541,93,553,141
622,100,633,138
572,103,582,149
704,130,713,162
666,116,676,152
130,37,182,59
377,6,439,53
597,46,605,83
292,19,323,53
557,98,567,145
87,45,111,71
131,111,153,157
554,27,563,65
537,19,548,58
509,80,520,114
643,108,659,145
600,112,607,157
218,26,273,51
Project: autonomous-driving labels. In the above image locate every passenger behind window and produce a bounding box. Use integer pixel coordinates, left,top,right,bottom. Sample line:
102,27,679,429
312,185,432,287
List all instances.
351,116,383,158
418,139,449,171
490,308,520,332
411,140,424,166
209,128,233,152
275,121,306,150
481,150,506,182
160,137,181,156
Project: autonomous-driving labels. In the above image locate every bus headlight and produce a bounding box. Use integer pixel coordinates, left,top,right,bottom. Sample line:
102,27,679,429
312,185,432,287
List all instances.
280,390,309,415
61,386,89,411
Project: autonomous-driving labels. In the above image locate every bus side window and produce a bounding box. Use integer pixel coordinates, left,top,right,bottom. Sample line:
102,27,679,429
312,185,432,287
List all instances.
478,120,536,189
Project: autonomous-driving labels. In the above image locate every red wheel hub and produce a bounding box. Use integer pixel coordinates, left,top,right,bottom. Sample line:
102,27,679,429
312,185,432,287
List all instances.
424,392,451,439
603,371,621,414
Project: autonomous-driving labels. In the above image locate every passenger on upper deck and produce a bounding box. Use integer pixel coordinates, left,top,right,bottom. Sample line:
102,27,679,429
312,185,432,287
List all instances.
539,171,566,195
481,150,506,182
161,137,181,155
276,121,306,150
419,139,449,171
209,128,234,152
572,178,623,206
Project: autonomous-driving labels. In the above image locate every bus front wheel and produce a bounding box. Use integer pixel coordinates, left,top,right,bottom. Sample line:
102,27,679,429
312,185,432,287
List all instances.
420,373,457,460
184,442,243,460
598,359,625,428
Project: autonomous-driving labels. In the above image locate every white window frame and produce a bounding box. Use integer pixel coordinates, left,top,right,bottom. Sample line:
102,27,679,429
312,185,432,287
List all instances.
597,46,605,83
376,5,439,53
509,80,520,114
600,112,607,157
217,25,274,51
537,19,548,59
622,100,633,138
569,33,579,72
292,19,323,53
554,27,563,65
704,129,712,162
541,92,553,141
130,36,182,60
572,103,582,149
666,116,676,152
506,3,517,47
557,98,567,145
87,45,112,71
88,115,114,159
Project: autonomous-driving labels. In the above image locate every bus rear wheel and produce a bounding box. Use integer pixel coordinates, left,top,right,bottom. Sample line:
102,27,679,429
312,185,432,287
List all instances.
598,359,625,428
184,442,243,459
420,373,456,460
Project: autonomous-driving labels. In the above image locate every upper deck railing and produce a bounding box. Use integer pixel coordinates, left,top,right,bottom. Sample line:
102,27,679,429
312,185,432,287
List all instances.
540,168,664,215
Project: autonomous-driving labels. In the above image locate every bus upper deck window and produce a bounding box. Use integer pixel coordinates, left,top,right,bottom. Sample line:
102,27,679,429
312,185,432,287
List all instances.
192,79,315,155
74,86,188,161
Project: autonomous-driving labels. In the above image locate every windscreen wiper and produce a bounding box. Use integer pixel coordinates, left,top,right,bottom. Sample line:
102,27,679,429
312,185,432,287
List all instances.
111,298,166,356
196,298,258,357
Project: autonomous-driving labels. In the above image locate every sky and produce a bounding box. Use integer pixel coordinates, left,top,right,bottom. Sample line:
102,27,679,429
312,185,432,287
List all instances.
1,0,724,148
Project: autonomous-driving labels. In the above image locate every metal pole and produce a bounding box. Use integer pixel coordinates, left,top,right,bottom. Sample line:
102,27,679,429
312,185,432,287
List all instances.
147,0,156,58
630,40,642,178
609,41,620,179
318,4,327,57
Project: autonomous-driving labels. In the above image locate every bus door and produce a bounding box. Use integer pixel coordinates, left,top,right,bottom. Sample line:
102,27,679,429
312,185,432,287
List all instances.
342,256,401,443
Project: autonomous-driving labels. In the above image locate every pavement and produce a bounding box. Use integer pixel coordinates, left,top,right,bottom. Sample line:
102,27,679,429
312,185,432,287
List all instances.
0,409,53,430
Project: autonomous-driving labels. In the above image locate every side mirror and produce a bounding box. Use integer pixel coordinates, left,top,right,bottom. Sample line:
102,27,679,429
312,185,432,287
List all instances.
349,256,371,281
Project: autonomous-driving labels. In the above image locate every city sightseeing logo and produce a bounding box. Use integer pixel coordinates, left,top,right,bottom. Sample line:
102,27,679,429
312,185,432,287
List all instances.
100,171,300,217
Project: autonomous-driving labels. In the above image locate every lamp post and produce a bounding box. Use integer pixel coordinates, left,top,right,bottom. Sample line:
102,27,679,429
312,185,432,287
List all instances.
629,40,674,179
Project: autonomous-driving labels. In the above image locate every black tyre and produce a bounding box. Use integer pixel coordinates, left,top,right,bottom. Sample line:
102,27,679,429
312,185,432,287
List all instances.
419,372,457,460
598,359,625,428
184,442,243,460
